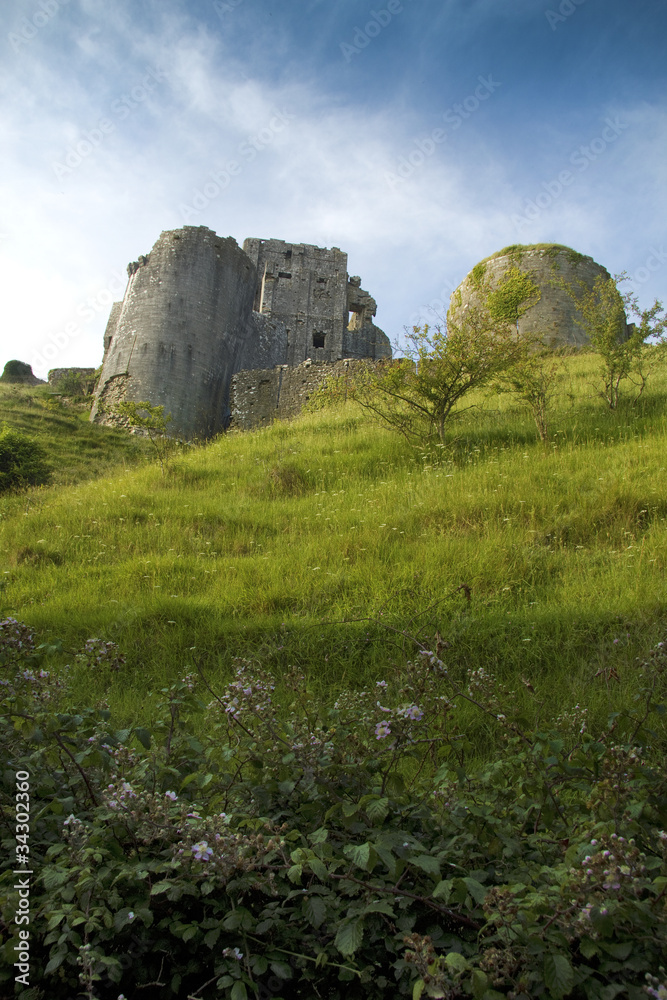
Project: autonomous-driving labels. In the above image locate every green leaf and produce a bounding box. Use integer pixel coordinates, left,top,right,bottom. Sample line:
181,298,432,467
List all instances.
463,877,487,904
287,864,303,884
366,797,390,823
335,917,364,956
445,952,469,974
600,985,627,1000
361,899,395,917
579,938,599,960
343,842,376,872
471,970,489,1000
303,895,327,928
342,801,359,817
413,980,426,1000
543,953,574,998
433,879,453,902
134,727,151,748
204,928,220,948
308,827,329,844
598,941,632,961
411,855,441,877
231,983,247,1000
306,858,327,881
45,953,66,974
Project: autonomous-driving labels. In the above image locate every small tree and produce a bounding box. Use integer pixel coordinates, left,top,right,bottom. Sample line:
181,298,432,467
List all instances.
116,400,173,474
350,306,527,446
561,272,666,408
495,345,566,442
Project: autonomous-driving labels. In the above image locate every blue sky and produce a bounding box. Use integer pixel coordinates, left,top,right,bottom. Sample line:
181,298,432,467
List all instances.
1,0,666,378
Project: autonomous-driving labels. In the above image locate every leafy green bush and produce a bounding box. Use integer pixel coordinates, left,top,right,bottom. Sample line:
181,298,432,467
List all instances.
1,625,666,999
0,426,51,492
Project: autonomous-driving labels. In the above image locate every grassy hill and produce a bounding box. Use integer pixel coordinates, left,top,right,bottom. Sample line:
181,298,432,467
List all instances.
0,356,666,747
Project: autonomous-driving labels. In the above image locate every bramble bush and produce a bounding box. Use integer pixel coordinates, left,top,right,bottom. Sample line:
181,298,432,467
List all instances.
1,620,667,1000
0,426,51,493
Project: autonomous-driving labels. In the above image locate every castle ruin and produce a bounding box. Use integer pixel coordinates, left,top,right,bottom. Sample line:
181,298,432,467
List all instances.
447,244,629,347
91,226,390,439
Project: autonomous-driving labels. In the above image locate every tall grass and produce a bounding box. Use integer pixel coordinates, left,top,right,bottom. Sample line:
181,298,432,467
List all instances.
1,355,666,751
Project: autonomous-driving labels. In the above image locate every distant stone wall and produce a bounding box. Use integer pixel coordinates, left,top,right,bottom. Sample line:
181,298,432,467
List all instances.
48,368,96,394
229,358,383,430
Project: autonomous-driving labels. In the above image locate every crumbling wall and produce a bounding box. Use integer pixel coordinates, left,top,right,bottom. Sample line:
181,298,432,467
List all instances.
91,227,390,440
242,238,350,365
48,368,96,394
229,358,384,430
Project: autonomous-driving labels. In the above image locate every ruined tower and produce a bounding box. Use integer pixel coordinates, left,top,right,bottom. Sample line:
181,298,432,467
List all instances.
92,226,389,439
447,244,628,347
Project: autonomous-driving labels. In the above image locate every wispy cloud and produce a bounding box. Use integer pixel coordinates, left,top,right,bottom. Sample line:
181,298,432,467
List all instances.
0,0,665,376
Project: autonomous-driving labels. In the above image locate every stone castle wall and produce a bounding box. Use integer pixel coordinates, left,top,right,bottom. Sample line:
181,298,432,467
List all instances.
229,358,383,430
91,226,390,439
48,368,96,393
448,246,626,347
91,228,287,439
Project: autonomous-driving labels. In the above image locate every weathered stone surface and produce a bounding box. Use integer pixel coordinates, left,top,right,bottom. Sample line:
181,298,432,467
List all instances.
91,226,278,439
448,244,627,347
48,368,96,394
91,226,389,439
229,358,385,430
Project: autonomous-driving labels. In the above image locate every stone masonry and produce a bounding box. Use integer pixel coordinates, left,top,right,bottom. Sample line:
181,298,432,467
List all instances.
91,226,391,440
448,245,629,347
229,358,385,430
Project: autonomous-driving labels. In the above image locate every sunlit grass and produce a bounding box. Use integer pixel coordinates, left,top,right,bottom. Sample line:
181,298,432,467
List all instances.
1,353,666,751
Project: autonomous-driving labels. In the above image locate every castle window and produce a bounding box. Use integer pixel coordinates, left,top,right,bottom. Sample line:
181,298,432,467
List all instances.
278,271,292,279
313,331,325,349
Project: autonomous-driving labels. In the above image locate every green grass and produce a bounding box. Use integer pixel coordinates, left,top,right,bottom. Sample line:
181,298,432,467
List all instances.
1,355,666,749
0,383,154,490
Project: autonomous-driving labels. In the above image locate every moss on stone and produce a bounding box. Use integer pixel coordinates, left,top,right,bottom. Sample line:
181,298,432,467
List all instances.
475,243,590,269
470,262,487,289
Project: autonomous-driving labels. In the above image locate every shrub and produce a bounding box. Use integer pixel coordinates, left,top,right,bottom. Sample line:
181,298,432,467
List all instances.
1,629,666,999
0,426,51,492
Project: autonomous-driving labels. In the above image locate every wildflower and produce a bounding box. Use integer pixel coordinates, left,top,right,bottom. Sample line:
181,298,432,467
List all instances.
376,680,388,688
222,946,243,960
397,704,423,721
192,841,213,861
127,911,135,921
374,721,391,739
165,790,177,801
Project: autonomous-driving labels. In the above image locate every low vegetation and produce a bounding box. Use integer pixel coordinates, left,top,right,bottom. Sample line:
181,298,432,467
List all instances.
1,336,666,997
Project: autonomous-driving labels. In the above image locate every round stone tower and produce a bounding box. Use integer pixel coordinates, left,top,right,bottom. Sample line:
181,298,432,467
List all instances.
448,244,626,347
90,226,263,439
